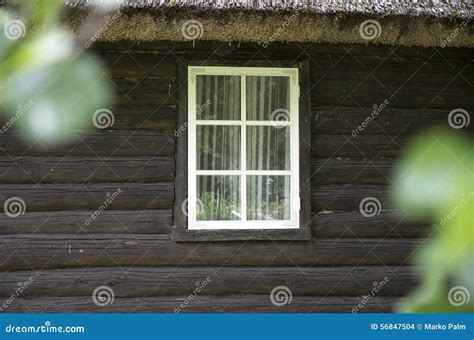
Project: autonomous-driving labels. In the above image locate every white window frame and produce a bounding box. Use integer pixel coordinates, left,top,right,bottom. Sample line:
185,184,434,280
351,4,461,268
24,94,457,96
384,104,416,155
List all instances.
187,66,300,230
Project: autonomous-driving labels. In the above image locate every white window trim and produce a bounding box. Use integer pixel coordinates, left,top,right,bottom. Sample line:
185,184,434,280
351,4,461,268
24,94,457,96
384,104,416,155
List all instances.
187,66,300,230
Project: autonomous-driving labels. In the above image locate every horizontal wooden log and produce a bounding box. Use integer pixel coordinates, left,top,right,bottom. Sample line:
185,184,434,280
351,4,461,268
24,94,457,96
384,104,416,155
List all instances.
311,133,470,158
0,131,175,156
0,266,418,298
0,209,429,238
314,211,431,238
100,53,177,78
312,184,389,212
310,55,473,86
311,134,409,158
0,210,171,234
0,209,428,238
311,80,472,109
108,109,176,131
1,295,397,313
0,183,386,212
0,183,174,211
312,158,394,185
94,41,472,60
116,94,175,108
0,156,175,183
0,235,418,270
312,107,474,136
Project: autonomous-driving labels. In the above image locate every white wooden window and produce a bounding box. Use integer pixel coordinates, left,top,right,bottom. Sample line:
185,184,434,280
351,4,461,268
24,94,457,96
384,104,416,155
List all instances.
187,66,300,230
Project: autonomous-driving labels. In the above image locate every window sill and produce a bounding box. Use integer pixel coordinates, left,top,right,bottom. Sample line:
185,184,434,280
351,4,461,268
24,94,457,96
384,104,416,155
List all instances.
171,226,311,242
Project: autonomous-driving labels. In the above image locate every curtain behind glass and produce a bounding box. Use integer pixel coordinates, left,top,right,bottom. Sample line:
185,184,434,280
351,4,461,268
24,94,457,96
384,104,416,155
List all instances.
196,75,241,220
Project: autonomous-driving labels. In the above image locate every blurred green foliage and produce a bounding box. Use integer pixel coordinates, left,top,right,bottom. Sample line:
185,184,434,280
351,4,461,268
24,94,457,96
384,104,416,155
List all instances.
393,129,473,312
0,0,112,144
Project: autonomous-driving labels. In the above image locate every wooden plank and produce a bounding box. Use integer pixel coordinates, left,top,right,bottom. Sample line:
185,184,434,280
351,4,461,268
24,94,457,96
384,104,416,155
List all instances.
108,109,176,131
312,158,394,185
1,295,397,313
0,210,171,235
0,156,175,184
312,184,389,212
94,41,473,60
312,107,474,136
0,183,385,213
311,134,410,158
311,80,472,109
0,235,418,270
0,183,174,211
173,57,189,238
0,209,429,238
0,266,418,298
298,59,313,239
313,211,431,238
0,131,175,156
311,134,470,158
310,55,473,86
99,53,177,78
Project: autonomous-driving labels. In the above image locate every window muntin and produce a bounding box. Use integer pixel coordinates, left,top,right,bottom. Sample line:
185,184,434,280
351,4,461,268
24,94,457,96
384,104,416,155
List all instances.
188,67,300,230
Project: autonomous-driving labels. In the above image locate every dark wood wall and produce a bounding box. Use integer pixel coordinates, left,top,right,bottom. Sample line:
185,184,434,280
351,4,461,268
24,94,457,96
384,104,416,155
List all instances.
0,41,472,312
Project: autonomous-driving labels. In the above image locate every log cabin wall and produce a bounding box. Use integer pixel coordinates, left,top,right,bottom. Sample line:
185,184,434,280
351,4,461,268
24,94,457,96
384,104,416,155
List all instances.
0,41,472,312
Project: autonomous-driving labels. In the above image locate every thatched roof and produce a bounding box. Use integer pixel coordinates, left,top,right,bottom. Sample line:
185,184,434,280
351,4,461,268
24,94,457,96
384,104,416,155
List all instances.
63,0,474,48
66,0,472,18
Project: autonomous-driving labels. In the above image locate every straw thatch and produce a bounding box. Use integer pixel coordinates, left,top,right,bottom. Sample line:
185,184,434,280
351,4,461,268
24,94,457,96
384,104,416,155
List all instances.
66,0,472,19
63,0,473,47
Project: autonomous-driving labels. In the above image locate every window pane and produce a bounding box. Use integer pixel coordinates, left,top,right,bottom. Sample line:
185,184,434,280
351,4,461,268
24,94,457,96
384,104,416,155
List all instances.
247,176,290,220
197,125,240,170
197,175,241,221
196,75,240,120
246,126,290,170
246,76,290,121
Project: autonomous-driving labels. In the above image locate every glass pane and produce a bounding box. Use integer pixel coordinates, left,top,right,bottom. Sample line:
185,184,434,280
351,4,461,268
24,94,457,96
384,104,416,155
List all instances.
246,126,290,170
247,176,290,220
197,176,240,221
246,76,290,121
196,75,240,120
197,125,240,170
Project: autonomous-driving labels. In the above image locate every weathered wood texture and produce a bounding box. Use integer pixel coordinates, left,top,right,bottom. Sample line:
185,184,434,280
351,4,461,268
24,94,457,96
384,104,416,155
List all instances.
0,41,471,312
0,210,428,238
1,296,396,313
0,266,418,298
0,235,418,271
